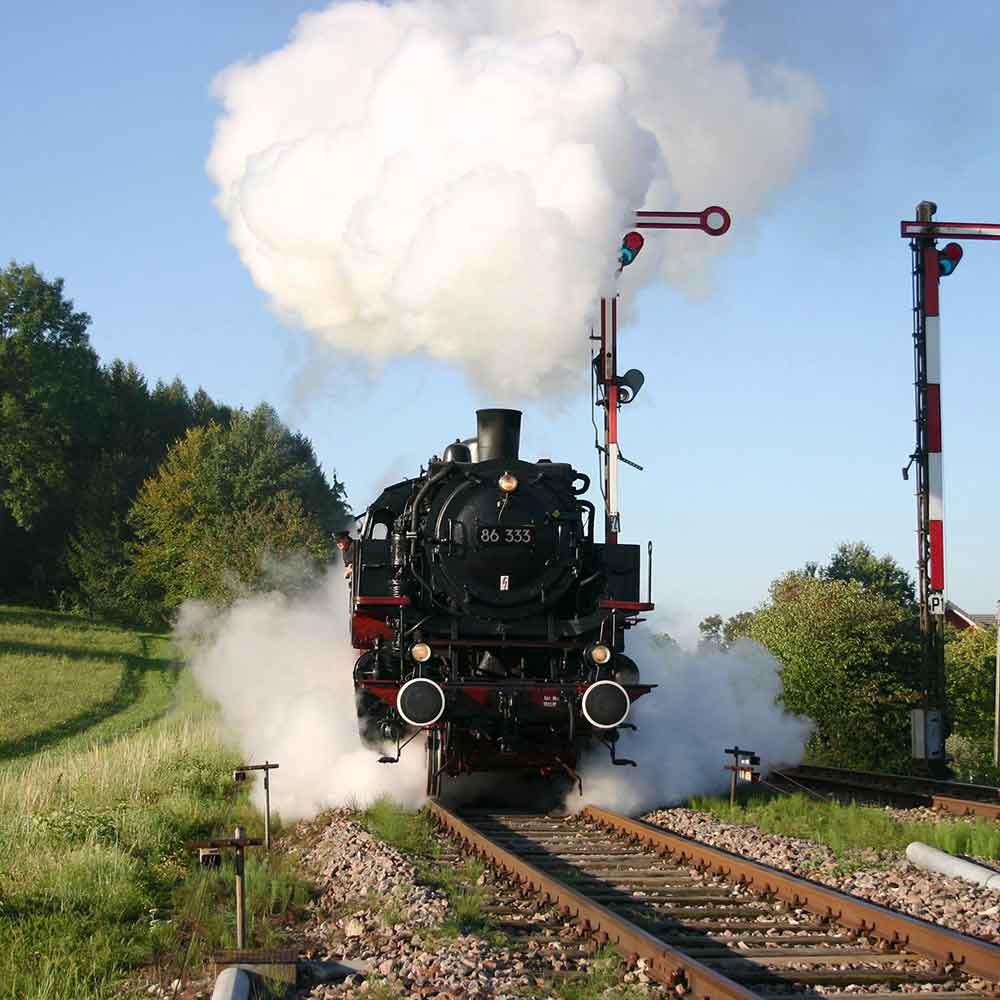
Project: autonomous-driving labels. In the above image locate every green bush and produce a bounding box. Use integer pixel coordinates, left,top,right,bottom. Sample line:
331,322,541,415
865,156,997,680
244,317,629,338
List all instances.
750,574,920,770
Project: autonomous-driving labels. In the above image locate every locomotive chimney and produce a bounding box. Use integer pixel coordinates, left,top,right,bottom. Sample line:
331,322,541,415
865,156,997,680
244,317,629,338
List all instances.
476,409,521,463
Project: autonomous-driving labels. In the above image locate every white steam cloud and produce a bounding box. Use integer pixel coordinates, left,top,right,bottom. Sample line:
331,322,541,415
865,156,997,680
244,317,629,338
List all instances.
176,573,426,819
574,633,812,814
207,0,822,398
177,572,808,820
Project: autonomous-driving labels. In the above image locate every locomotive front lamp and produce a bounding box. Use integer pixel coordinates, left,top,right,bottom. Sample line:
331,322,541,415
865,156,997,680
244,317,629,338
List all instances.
498,472,518,493
410,642,433,663
588,643,612,666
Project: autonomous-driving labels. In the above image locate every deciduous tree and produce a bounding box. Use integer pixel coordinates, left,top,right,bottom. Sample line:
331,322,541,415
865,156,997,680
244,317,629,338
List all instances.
750,573,920,770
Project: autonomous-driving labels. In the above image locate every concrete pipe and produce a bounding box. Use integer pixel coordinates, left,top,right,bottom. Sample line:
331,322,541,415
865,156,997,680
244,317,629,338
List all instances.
905,841,1000,890
211,967,251,1000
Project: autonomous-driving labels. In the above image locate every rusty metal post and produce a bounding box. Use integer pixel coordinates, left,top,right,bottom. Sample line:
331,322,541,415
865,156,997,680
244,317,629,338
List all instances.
234,825,246,950
233,762,279,850
263,766,272,850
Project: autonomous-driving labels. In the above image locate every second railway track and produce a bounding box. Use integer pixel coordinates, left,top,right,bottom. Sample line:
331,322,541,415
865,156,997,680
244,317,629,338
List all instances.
430,802,1000,998
768,764,1000,821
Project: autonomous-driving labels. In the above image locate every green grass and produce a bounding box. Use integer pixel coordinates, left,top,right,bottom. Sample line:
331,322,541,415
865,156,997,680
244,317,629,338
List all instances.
357,797,493,936
0,604,177,761
690,788,1000,861
0,605,314,1000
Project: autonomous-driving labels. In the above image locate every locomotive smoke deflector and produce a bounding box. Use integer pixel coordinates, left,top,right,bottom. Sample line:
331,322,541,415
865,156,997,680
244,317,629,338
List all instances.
476,408,521,462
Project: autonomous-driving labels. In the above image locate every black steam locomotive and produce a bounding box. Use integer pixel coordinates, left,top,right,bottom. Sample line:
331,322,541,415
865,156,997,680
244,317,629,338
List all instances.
349,409,654,795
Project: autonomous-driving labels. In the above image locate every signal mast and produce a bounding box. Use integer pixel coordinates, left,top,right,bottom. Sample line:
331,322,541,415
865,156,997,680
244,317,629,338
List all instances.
899,200,1000,773
594,206,731,544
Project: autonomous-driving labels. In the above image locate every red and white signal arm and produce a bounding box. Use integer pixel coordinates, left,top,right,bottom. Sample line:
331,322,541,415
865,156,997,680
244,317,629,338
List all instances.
634,206,731,236
901,220,1000,240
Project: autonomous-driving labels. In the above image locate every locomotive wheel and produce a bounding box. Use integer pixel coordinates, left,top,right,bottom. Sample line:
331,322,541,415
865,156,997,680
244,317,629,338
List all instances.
426,728,444,798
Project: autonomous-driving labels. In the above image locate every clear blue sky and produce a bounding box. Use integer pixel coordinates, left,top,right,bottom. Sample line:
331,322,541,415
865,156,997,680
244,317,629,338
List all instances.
4,1,997,641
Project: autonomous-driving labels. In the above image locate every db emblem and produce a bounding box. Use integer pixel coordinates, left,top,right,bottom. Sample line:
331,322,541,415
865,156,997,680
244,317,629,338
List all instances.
499,575,510,591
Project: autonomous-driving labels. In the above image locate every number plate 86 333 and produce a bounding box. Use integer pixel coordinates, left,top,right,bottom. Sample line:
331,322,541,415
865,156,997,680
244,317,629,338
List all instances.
478,525,534,546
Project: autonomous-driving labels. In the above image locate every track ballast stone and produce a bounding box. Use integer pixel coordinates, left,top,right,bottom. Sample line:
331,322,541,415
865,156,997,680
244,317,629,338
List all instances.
288,810,666,999
642,806,1000,944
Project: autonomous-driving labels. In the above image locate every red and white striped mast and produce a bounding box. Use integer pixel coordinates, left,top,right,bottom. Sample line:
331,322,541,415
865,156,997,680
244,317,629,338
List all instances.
900,201,1000,771
596,206,731,543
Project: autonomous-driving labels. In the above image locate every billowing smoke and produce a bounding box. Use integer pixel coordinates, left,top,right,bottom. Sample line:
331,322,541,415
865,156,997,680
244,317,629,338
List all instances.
177,565,808,819
207,0,821,398
176,572,426,818
572,633,812,814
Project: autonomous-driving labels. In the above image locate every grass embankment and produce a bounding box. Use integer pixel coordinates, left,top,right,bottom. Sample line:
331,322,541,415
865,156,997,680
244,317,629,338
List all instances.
0,604,311,1000
691,788,1000,861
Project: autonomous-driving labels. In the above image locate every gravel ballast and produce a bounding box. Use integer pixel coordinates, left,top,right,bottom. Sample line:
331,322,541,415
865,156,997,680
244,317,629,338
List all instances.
642,806,1000,943
287,810,668,999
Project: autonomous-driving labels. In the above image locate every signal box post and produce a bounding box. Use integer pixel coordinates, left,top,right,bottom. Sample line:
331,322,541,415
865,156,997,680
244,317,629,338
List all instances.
724,745,760,807
597,207,730,543
186,826,263,949
900,202,1000,774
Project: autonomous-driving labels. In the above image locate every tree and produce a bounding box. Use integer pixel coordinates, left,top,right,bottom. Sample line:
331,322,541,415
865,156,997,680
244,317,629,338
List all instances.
723,611,754,646
815,541,915,609
695,611,754,650
698,614,723,647
946,625,997,746
0,262,101,529
750,573,920,770
66,363,231,620
129,406,348,617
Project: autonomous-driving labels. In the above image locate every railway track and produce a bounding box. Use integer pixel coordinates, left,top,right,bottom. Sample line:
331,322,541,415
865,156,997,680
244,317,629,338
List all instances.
430,802,1000,998
770,764,1000,821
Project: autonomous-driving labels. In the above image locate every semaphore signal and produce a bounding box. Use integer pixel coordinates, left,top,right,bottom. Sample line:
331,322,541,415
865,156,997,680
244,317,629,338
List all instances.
595,205,731,545
899,200,1000,774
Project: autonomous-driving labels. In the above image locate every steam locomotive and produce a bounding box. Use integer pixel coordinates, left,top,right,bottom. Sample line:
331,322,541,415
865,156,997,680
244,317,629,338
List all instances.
348,408,654,796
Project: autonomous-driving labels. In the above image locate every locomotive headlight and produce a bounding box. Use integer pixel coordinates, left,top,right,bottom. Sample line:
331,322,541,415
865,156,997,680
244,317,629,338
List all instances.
410,642,433,663
588,643,612,666
498,472,518,493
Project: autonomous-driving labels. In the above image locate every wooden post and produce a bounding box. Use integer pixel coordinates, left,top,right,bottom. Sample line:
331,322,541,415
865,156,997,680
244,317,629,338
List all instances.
185,829,262,952
234,825,246,950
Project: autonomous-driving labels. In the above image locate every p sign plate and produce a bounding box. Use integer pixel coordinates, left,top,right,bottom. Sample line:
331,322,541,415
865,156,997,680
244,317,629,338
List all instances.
929,592,945,616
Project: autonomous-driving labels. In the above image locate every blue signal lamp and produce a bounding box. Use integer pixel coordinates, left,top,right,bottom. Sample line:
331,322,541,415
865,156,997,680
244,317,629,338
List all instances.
937,242,963,276
618,231,644,269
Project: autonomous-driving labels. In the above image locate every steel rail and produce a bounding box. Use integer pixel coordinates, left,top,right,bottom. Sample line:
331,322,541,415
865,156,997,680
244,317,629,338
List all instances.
932,794,1000,821
771,765,1000,821
582,806,1000,982
774,764,1000,803
428,801,760,1000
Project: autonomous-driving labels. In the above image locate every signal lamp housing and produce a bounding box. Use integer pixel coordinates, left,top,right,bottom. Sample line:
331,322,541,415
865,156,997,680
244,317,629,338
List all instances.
618,231,644,268
937,242,963,276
